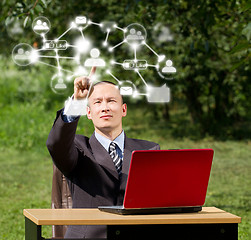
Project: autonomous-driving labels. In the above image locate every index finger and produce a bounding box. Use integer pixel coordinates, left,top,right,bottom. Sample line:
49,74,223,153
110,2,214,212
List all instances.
88,66,96,78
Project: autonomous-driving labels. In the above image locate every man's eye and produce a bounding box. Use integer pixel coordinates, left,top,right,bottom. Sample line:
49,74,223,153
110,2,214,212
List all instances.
94,101,101,104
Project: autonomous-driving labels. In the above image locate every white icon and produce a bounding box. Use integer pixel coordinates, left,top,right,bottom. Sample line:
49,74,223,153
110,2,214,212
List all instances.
123,60,147,70
12,16,176,100
32,17,50,35
162,60,176,73
64,98,88,116
127,28,144,40
147,84,170,103
34,20,49,30
119,80,137,96
44,40,67,50
12,43,37,66
51,74,67,95
84,48,106,67
120,87,133,95
75,16,87,25
124,23,147,45
153,24,173,45
14,48,30,60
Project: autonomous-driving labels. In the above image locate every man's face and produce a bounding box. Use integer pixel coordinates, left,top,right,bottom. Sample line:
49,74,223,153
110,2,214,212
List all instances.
87,83,127,135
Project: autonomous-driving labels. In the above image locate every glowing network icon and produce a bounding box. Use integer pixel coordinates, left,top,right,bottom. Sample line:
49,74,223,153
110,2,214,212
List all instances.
12,15,177,105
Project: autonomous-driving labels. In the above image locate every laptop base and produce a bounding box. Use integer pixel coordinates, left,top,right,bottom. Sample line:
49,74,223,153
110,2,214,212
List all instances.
98,206,202,215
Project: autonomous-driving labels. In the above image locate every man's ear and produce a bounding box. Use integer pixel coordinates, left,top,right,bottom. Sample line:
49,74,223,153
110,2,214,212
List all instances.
87,106,92,119
122,103,127,117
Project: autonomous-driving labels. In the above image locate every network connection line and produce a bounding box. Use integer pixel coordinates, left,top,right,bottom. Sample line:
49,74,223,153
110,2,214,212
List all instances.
41,34,47,42
89,20,102,27
135,69,148,87
147,63,159,68
38,55,77,60
104,30,110,46
79,28,86,40
106,71,121,84
35,48,49,52
56,25,74,41
134,47,137,62
111,61,123,66
114,25,125,32
142,41,161,58
37,61,74,74
109,39,126,51
66,44,78,49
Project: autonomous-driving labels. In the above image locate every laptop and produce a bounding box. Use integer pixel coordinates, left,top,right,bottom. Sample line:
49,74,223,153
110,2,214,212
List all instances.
98,149,214,215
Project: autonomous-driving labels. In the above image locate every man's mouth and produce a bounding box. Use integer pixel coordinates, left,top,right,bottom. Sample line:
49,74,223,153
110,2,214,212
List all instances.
100,115,112,119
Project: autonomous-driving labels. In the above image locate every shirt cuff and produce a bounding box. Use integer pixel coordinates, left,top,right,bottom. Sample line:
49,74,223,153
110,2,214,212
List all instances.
63,95,88,118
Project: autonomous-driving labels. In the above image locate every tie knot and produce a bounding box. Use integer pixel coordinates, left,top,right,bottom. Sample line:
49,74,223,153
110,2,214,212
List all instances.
109,142,117,152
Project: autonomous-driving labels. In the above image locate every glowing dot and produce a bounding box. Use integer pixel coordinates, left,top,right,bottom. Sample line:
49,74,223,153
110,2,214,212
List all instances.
71,22,77,28
75,38,91,53
30,50,39,63
158,55,165,62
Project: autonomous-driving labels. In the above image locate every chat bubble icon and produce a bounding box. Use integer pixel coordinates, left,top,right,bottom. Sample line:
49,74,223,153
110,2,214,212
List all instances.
147,84,170,103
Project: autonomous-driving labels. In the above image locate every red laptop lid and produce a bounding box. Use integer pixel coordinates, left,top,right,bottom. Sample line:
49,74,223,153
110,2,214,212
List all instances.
123,149,214,209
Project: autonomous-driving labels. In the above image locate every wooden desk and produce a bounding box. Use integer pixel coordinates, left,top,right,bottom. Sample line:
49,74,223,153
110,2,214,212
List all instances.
23,207,241,240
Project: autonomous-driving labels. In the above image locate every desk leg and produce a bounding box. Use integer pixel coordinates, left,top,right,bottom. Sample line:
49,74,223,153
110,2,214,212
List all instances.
107,223,238,240
25,217,43,240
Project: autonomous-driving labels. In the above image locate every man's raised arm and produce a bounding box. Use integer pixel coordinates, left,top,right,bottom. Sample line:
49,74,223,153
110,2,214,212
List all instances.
46,67,96,176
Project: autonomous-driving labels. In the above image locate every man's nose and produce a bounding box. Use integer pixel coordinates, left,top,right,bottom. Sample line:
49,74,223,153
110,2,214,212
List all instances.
101,102,110,112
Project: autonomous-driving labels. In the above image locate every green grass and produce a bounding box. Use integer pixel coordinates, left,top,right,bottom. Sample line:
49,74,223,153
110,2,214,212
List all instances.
0,61,250,239
0,136,250,239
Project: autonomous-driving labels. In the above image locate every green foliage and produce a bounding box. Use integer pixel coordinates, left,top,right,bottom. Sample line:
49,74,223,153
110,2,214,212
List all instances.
1,0,250,138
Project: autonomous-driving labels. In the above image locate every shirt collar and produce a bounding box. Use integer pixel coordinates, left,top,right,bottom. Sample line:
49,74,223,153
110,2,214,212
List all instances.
94,130,125,153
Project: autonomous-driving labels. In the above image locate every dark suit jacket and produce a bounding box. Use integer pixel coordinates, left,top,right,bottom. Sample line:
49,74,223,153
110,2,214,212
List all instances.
46,110,160,239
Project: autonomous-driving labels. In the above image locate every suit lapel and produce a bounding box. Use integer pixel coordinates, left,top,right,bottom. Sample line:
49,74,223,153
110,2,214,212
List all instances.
120,135,137,190
89,133,119,180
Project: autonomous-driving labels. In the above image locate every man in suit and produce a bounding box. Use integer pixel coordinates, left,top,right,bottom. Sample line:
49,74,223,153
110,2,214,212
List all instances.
46,67,160,238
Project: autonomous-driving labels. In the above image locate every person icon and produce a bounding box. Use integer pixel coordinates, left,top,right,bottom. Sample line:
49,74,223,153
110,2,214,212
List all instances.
32,16,50,35
126,28,145,40
55,77,67,89
12,43,34,66
34,20,49,30
14,48,30,60
84,48,106,67
162,60,176,73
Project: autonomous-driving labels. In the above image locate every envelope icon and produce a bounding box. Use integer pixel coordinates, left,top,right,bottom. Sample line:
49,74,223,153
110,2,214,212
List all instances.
75,16,87,25
120,87,133,95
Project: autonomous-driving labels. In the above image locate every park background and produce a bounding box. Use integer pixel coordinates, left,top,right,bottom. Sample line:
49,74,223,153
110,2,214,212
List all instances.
0,0,250,239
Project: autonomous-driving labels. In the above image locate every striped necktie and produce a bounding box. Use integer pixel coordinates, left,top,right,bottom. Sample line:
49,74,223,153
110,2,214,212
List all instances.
109,142,122,176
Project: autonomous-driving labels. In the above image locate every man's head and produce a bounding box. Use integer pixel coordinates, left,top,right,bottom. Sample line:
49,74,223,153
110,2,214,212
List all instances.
86,81,127,139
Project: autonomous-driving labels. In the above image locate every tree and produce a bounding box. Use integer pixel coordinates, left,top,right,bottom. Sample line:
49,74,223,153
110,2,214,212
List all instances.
1,0,250,138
